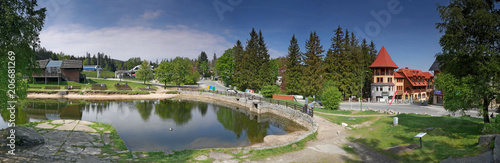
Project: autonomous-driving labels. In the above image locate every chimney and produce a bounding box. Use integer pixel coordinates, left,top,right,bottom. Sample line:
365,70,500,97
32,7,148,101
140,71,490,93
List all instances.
405,67,408,69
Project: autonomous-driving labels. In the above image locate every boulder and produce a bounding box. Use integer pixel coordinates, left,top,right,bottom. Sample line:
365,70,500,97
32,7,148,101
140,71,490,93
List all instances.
478,134,499,146
0,126,45,148
494,135,500,162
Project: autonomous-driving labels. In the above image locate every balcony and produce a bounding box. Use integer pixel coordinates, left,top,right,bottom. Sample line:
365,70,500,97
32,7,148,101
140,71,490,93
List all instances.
32,73,62,78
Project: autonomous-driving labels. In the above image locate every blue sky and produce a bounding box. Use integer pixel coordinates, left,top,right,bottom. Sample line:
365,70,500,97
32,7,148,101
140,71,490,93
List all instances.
37,0,450,72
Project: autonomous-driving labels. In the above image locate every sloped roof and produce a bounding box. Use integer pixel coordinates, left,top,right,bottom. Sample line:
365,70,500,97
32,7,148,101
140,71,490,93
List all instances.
369,46,398,68
37,59,50,69
36,59,82,69
428,59,440,71
46,61,63,68
61,60,83,69
396,68,434,87
394,72,404,78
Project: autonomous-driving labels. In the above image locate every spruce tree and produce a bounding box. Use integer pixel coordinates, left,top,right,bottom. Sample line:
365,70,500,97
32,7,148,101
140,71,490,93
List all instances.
325,26,345,91
233,40,246,90
284,35,303,95
257,30,273,90
245,28,260,90
302,31,325,97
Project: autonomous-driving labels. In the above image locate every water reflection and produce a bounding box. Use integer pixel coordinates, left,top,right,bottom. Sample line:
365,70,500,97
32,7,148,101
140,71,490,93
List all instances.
0,100,306,151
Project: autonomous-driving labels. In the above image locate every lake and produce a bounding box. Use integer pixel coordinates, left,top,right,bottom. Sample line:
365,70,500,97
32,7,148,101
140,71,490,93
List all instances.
0,99,306,151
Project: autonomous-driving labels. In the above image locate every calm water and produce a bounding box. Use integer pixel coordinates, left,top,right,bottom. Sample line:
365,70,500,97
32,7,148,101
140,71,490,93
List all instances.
0,99,306,151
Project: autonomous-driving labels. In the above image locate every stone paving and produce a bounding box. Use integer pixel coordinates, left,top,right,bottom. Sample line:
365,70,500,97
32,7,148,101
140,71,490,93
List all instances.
0,120,125,163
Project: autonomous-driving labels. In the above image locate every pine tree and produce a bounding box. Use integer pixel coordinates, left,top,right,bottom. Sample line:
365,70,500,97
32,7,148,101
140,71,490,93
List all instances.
245,28,260,90
233,40,246,90
257,30,273,90
302,31,325,97
284,34,303,95
325,26,345,87
361,39,374,98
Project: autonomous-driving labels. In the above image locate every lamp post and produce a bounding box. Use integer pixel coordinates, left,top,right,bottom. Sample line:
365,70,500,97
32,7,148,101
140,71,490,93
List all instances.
360,71,369,111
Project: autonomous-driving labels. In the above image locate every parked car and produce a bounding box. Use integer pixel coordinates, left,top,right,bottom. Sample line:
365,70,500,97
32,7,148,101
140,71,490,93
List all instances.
313,100,323,106
226,89,238,94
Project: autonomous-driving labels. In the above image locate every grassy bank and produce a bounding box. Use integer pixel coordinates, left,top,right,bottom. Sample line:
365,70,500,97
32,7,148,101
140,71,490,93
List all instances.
349,113,488,162
316,113,378,126
81,71,116,78
126,131,318,162
315,109,384,115
28,79,158,92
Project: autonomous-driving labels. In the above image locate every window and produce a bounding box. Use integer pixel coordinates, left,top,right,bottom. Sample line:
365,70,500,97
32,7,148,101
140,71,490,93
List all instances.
388,78,392,83
380,78,383,83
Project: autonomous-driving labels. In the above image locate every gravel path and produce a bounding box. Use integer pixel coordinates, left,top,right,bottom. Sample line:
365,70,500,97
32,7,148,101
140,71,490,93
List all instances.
256,116,396,162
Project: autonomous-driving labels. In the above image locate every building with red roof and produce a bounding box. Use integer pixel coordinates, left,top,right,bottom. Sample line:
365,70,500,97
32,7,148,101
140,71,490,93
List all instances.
395,68,434,101
369,46,435,103
370,46,398,102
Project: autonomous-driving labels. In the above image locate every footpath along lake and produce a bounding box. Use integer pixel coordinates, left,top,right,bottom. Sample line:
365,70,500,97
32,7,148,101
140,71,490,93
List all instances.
0,99,306,152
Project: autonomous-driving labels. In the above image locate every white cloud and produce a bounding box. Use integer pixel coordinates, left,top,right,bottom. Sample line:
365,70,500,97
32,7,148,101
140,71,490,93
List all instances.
118,10,163,27
141,10,162,20
268,48,286,58
39,24,233,61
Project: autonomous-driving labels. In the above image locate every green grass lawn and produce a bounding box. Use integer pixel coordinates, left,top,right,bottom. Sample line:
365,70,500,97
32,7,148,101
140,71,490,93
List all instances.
349,113,488,162
82,71,116,78
316,113,378,126
315,109,384,115
273,99,303,106
28,79,157,93
29,81,88,91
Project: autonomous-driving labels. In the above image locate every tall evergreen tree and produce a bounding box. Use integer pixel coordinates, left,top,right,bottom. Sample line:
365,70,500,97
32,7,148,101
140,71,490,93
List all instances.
245,28,260,90
212,53,217,76
233,40,246,90
256,30,273,90
302,31,325,97
361,39,375,98
325,26,345,88
284,35,303,95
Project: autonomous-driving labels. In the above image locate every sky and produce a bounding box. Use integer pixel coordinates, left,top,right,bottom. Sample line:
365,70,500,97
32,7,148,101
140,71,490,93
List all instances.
37,0,451,72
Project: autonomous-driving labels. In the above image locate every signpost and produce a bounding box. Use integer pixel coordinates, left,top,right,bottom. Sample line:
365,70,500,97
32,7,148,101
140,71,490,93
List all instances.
415,133,427,148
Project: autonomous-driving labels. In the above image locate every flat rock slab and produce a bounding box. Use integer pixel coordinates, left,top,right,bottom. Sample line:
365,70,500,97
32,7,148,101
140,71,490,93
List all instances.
36,122,55,129
1,120,123,163
74,123,97,132
51,120,65,124
194,155,208,160
38,120,98,133
209,151,234,160
213,159,239,163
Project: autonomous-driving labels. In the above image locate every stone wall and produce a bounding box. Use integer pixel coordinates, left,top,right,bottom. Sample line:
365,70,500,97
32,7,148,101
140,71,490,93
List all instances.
179,91,318,150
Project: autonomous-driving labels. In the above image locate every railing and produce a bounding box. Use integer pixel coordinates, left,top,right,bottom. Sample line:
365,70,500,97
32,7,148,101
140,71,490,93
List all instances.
179,88,313,117
262,98,313,117
32,73,61,77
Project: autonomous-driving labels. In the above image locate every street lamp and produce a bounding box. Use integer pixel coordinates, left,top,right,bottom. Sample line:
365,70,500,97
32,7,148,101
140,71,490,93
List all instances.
360,71,369,111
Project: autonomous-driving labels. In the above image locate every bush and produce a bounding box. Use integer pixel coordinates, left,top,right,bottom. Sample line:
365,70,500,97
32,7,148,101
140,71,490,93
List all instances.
322,85,342,110
261,85,281,98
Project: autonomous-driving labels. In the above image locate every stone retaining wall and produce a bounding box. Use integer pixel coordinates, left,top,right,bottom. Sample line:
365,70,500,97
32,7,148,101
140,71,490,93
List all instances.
179,91,319,150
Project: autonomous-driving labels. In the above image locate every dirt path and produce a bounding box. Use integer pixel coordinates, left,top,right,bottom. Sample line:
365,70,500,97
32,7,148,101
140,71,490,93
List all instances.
257,115,396,163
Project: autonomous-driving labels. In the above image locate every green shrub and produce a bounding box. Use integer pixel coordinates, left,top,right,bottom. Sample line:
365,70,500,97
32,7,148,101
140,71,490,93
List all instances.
260,85,280,98
166,91,180,94
321,85,342,110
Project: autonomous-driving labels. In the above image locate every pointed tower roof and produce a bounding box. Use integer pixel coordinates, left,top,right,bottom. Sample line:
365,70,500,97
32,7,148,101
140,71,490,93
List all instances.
369,46,398,68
